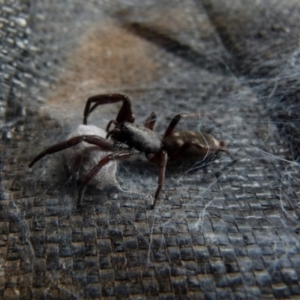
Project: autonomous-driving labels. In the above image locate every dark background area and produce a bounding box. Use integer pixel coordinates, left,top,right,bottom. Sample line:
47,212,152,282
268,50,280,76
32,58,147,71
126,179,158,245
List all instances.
1,0,300,299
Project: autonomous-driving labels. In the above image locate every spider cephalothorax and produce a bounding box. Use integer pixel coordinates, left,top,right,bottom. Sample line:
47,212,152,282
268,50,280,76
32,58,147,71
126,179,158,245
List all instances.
108,122,163,154
29,94,230,208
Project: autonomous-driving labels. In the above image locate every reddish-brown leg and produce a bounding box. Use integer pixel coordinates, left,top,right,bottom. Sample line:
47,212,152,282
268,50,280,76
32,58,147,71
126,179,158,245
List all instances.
169,141,231,161
106,128,121,139
163,112,216,139
77,149,138,207
83,94,135,125
106,120,118,132
144,112,157,130
28,135,126,168
147,150,168,209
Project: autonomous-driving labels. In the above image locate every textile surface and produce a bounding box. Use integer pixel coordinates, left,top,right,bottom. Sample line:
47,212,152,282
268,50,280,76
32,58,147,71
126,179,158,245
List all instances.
1,0,300,298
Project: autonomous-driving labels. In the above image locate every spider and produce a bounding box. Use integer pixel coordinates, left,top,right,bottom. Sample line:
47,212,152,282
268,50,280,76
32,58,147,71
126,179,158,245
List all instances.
29,94,231,208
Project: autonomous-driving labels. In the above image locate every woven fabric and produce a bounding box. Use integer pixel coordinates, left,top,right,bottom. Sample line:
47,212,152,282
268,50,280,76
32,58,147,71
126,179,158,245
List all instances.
1,0,300,298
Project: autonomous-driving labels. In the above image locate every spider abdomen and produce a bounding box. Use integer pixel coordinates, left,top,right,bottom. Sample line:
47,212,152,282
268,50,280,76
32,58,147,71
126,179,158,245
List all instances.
163,131,223,160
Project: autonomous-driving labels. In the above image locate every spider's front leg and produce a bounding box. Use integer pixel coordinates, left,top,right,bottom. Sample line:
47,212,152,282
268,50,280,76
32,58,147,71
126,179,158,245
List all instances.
83,94,135,128
78,149,139,207
28,135,127,168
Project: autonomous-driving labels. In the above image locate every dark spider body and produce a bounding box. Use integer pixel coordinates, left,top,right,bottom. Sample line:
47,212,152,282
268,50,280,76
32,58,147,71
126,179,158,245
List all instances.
113,122,162,154
111,125,222,161
29,94,230,208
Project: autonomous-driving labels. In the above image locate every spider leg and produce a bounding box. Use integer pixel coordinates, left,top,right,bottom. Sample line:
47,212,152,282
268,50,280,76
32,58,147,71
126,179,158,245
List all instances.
83,94,135,125
77,149,138,207
163,112,218,139
147,150,168,209
29,135,126,168
144,111,157,130
106,120,118,132
169,141,231,161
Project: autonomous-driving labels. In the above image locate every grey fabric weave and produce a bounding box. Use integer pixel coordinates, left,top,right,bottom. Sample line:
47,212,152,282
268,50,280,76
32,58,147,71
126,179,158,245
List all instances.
1,0,299,298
